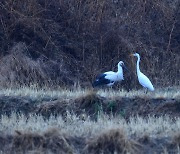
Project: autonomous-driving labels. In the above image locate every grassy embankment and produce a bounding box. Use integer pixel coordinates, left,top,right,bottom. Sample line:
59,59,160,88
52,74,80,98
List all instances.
0,86,179,153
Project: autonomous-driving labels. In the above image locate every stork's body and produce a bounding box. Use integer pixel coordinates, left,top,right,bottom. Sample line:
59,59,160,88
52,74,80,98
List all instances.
132,53,154,91
92,61,126,87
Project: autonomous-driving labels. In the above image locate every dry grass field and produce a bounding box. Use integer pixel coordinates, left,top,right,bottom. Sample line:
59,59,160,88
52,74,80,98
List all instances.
0,0,180,153
0,86,179,153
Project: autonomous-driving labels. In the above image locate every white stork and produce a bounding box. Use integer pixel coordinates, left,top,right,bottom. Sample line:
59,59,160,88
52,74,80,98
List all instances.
131,53,155,92
92,61,128,87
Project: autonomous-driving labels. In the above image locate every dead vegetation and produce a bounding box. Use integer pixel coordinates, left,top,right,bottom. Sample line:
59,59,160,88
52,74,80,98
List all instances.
73,91,103,118
0,43,48,87
84,128,140,154
0,86,180,153
0,0,179,89
36,100,70,118
0,89,179,120
0,113,180,153
0,0,180,150
9,128,73,154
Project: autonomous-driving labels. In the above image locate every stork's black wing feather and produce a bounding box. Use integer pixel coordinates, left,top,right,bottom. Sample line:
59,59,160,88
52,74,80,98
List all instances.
92,73,111,87
96,73,106,80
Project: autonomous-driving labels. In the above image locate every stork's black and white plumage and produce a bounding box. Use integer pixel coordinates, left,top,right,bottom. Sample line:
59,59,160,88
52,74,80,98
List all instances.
92,61,127,87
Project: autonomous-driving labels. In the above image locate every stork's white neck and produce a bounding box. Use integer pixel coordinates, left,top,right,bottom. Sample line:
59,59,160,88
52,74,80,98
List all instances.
117,64,123,73
117,64,123,80
136,55,141,75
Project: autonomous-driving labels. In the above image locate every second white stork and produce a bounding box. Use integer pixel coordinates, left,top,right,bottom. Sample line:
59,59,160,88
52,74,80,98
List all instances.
92,61,128,87
131,53,155,92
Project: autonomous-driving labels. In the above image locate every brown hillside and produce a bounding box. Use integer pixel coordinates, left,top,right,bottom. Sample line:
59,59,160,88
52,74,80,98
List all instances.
0,0,179,89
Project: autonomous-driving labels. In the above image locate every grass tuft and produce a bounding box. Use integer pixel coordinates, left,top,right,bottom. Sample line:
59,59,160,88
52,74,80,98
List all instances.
74,90,103,116
84,128,140,154
13,130,44,152
12,128,73,154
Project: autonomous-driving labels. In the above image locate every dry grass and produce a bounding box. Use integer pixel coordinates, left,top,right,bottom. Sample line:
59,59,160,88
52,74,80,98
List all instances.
1,113,180,139
10,128,73,154
0,0,179,89
0,43,49,87
0,113,180,153
84,128,140,154
0,86,179,100
0,86,179,153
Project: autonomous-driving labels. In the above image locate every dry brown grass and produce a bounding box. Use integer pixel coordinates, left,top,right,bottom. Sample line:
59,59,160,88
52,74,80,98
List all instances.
1,113,180,140
0,112,180,153
0,86,179,100
0,43,48,87
84,128,140,154
73,90,103,116
12,128,73,154
36,100,70,118
35,90,103,119
0,0,179,89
